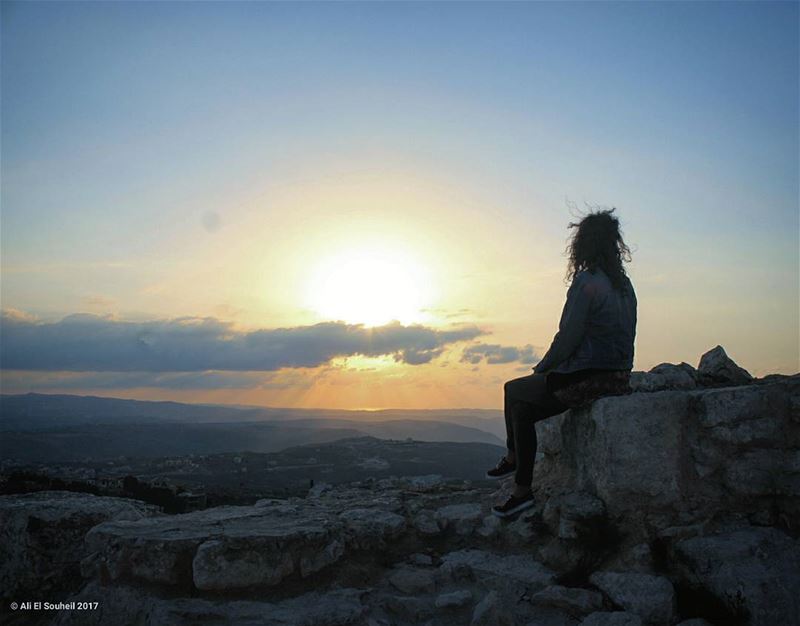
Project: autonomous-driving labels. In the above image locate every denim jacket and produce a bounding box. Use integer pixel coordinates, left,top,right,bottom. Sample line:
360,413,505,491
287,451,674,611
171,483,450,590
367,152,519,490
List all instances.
533,267,637,375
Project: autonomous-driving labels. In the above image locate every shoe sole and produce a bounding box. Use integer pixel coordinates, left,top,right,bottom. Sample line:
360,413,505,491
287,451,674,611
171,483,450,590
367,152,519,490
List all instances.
486,472,514,480
491,498,535,518
485,470,515,480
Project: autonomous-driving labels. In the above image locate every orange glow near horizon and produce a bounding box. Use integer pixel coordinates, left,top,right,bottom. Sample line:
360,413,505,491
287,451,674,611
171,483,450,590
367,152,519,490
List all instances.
47,355,509,411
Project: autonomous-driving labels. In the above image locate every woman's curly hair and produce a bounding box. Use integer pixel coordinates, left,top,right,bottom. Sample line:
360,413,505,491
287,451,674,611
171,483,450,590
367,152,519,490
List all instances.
565,207,632,291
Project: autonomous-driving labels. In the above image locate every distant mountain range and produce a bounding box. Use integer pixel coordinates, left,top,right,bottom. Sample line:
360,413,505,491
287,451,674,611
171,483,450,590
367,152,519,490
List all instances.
0,393,505,462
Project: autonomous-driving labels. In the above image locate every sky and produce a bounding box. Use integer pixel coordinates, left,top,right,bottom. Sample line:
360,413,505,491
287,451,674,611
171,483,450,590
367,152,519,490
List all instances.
1,1,798,409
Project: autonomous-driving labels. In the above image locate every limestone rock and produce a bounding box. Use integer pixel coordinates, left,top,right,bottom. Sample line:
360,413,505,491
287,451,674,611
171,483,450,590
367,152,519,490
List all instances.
589,571,674,624
434,503,483,535
477,514,502,539
698,345,753,386
580,612,643,626
435,589,473,608
472,590,514,626
339,507,406,548
534,376,800,533
631,363,697,392
543,492,606,539
192,530,345,591
408,552,434,566
403,474,445,492
536,390,692,515
87,515,211,587
87,506,344,590
85,499,407,593
439,549,555,589
388,566,436,594
531,585,604,617
523,609,582,626
381,594,434,621
672,526,800,626
691,383,800,501
603,542,655,573
193,538,294,590
506,514,541,542
412,509,442,536
0,491,160,602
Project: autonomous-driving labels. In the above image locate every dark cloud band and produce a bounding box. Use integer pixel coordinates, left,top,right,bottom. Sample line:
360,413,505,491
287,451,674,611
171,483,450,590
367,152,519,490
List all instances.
0,369,272,391
0,310,484,372
461,342,538,365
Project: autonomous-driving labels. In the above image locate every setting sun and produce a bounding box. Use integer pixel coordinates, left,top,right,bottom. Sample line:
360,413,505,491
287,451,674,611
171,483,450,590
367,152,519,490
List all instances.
305,244,432,326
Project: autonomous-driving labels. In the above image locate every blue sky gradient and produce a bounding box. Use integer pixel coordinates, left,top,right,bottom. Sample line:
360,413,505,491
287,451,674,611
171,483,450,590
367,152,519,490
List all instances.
2,1,797,407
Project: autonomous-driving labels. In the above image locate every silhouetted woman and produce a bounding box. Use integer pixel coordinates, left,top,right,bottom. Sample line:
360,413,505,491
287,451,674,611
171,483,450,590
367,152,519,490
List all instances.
488,208,637,518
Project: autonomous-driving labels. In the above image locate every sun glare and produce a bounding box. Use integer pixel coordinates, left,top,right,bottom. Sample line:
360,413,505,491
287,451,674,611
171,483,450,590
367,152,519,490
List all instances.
306,245,431,326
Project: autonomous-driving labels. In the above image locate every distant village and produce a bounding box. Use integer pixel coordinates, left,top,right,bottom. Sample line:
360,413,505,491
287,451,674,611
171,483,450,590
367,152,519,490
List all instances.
1,436,500,514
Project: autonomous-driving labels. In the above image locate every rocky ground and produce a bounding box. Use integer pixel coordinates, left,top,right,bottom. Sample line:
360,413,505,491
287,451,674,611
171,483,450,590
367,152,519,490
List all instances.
1,346,798,626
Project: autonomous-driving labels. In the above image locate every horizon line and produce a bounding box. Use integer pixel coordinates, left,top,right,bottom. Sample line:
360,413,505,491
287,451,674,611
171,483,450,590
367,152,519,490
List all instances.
0,391,502,414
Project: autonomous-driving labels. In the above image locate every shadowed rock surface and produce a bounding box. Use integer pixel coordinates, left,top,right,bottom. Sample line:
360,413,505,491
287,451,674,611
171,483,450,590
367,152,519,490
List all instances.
1,348,797,626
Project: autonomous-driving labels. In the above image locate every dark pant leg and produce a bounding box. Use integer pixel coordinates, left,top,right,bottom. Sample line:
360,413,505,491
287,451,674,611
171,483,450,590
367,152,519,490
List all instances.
503,373,569,487
510,401,537,486
503,373,548,450
504,385,519,451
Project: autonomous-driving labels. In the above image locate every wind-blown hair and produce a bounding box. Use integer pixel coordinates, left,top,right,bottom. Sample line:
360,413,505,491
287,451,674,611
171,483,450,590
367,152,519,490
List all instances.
565,207,632,291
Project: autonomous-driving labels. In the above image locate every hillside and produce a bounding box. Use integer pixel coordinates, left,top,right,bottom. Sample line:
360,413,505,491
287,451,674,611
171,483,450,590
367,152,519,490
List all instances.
0,393,503,436
0,412,503,464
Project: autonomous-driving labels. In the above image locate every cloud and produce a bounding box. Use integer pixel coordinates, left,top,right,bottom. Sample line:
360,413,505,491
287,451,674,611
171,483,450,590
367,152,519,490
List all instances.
0,310,485,372
394,347,445,365
420,307,476,320
1,308,39,323
461,342,539,365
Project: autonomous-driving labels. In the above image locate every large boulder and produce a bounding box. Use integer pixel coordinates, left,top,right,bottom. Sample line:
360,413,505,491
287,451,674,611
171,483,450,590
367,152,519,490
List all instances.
538,492,617,576
85,500,407,592
631,363,697,392
0,491,160,603
85,506,279,589
697,345,753,386
589,571,675,624
535,376,800,533
671,526,800,626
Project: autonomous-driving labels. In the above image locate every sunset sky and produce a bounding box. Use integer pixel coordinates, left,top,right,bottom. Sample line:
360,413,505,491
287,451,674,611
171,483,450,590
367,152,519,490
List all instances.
1,1,798,409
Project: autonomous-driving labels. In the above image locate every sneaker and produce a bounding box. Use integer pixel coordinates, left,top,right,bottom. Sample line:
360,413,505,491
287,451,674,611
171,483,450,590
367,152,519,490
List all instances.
485,456,516,479
492,491,535,518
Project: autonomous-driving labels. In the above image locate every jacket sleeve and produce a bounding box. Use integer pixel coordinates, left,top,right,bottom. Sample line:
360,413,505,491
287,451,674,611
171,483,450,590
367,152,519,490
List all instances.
533,273,594,374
